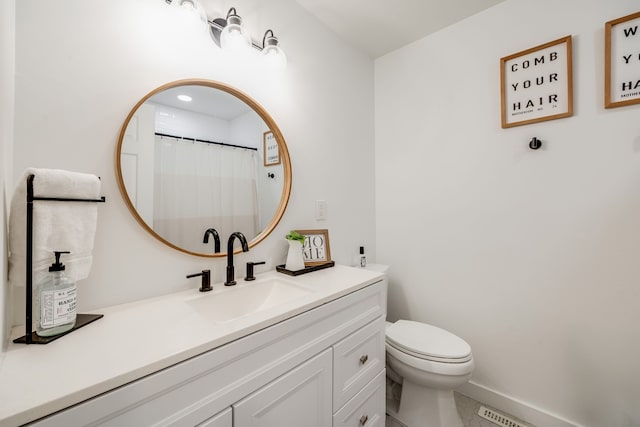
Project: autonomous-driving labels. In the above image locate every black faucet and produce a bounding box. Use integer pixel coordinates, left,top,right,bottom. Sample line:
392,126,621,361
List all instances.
186,269,212,292
225,232,249,286
203,228,221,253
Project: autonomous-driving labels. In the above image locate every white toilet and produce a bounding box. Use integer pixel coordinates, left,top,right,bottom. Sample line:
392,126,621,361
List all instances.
385,319,474,427
362,264,474,427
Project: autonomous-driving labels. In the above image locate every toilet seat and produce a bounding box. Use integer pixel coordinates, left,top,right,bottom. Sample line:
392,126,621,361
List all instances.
386,320,472,363
386,343,474,377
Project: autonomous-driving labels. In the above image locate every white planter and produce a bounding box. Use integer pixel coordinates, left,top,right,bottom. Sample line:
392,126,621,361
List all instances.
285,240,306,271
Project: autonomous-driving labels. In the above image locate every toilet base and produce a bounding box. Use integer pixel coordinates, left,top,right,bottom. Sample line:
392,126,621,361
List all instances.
394,380,463,427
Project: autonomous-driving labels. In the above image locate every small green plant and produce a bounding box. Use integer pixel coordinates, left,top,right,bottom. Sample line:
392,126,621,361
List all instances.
285,230,305,244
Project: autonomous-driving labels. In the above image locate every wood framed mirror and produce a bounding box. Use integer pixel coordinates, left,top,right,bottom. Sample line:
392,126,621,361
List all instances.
115,79,291,257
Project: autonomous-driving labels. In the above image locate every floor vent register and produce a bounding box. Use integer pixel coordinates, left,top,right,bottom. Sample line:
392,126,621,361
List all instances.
478,405,532,427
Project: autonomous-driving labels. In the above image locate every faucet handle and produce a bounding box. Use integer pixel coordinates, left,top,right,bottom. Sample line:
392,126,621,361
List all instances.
187,269,212,292
244,261,266,281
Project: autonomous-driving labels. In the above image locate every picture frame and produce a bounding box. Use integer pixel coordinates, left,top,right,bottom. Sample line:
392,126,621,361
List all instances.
500,36,573,128
296,229,331,266
605,11,640,108
263,131,280,166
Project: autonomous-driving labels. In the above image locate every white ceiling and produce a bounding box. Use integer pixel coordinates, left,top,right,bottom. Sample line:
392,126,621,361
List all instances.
294,0,507,58
150,85,251,120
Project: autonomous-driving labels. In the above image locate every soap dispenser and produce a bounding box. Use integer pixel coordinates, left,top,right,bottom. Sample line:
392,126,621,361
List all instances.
36,251,77,337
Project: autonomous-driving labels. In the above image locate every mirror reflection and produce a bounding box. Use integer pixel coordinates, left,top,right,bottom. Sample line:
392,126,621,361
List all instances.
116,80,291,257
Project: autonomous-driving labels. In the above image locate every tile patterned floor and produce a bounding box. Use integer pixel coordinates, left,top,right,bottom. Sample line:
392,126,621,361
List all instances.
385,392,532,427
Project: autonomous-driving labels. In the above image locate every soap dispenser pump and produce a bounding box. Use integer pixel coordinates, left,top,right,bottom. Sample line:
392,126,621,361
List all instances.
36,251,77,337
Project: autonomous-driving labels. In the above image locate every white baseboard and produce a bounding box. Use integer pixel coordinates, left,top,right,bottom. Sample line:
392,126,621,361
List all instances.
457,380,582,427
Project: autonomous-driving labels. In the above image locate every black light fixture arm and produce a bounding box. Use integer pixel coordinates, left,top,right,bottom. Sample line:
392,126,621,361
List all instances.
262,29,274,47
226,7,238,20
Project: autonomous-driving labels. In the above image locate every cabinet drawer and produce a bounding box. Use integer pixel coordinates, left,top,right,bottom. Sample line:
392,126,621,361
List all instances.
333,369,386,427
197,407,231,427
333,316,385,409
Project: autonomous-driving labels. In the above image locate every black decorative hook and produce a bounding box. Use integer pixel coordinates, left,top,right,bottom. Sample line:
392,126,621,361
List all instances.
529,137,542,150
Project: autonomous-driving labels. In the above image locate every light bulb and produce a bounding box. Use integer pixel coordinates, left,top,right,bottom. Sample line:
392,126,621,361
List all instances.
262,31,287,70
264,46,287,70
179,0,195,10
220,13,251,52
173,0,208,26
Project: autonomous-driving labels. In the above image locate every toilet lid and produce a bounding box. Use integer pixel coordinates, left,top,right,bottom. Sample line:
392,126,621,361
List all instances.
386,320,471,361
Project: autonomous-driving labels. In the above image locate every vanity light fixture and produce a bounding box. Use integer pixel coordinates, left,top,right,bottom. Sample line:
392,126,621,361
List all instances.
164,2,287,68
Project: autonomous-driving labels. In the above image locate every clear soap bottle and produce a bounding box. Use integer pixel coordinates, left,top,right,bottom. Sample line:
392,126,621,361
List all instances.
36,251,77,337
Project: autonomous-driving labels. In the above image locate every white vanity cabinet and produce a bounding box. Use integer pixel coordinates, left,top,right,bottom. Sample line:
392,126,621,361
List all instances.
28,278,386,427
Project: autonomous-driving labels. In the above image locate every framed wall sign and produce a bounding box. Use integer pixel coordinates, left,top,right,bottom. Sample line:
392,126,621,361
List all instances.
263,131,280,166
605,11,640,108
500,36,573,128
296,229,331,266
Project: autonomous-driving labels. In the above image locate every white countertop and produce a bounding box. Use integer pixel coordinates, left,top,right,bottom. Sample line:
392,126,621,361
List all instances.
0,265,383,427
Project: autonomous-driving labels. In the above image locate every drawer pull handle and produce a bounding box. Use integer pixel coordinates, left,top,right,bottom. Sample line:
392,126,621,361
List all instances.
359,415,368,425
359,354,369,365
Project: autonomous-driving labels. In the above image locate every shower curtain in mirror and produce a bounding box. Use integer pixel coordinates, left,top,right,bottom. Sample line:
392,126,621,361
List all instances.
153,136,259,253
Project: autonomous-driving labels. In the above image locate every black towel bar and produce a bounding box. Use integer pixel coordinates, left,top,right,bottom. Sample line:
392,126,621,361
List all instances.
14,174,106,344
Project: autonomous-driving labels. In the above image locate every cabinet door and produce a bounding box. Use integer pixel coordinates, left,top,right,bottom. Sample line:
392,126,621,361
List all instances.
234,349,332,427
198,407,232,427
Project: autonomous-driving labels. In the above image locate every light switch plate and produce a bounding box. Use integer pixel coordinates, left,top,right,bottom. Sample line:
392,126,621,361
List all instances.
315,200,327,220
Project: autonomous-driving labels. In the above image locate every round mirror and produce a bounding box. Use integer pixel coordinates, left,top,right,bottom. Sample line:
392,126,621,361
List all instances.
115,79,291,257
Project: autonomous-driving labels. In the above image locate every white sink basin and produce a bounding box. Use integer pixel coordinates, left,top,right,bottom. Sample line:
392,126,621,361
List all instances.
185,277,314,323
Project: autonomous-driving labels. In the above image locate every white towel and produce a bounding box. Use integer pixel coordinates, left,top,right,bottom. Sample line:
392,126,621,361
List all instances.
9,168,102,288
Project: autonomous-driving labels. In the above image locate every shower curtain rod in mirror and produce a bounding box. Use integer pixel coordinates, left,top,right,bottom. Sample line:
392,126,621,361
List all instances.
155,132,258,151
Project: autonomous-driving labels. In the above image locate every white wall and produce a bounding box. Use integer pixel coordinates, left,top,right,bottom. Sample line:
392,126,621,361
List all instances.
375,1,640,426
9,0,374,320
1,0,16,351
151,102,232,142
